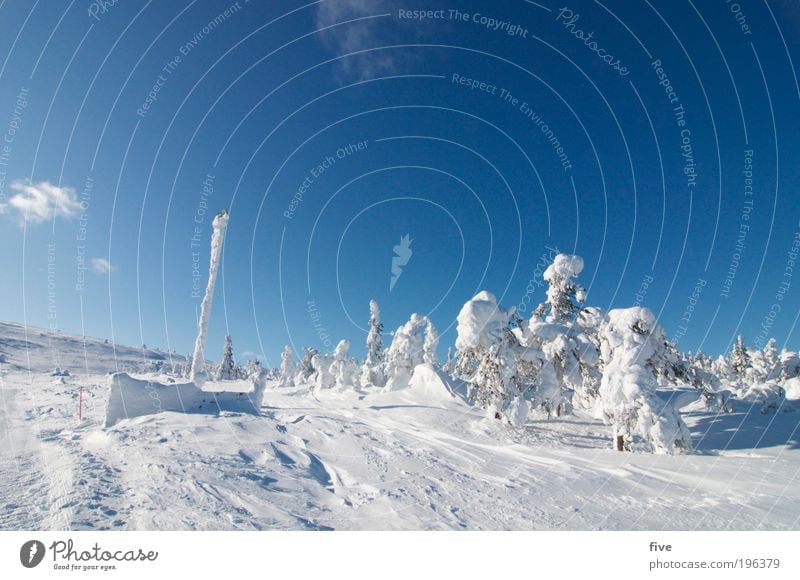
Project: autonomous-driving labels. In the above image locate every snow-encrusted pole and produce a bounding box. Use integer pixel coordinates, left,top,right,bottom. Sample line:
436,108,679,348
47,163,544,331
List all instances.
190,209,229,385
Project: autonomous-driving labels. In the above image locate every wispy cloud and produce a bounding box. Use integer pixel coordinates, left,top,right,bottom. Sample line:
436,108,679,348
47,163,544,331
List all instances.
315,0,403,81
4,180,81,224
90,257,114,274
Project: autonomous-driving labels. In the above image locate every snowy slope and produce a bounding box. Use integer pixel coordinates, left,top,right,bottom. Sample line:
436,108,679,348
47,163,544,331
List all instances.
0,320,185,375
1,322,799,531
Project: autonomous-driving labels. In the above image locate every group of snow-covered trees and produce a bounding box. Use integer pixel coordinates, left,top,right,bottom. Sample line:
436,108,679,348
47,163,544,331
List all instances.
275,300,440,393
214,252,797,455
450,255,692,453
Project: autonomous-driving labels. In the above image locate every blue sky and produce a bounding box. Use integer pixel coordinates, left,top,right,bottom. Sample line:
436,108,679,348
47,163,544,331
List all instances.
1,0,799,366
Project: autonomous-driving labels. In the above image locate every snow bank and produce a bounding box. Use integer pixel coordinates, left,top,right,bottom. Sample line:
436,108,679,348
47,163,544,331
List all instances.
104,372,265,427
407,363,457,399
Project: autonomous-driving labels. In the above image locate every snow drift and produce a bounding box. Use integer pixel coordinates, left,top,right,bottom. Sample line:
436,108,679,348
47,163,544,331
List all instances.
104,373,266,427
407,363,458,399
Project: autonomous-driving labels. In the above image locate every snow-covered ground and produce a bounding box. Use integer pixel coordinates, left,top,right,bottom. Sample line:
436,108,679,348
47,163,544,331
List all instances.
1,321,799,530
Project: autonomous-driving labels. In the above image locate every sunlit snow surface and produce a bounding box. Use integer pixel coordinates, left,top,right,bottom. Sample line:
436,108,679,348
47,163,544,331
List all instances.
1,321,798,530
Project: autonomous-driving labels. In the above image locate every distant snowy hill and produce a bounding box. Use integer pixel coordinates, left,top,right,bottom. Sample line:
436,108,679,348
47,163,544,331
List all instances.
0,320,185,375
1,322,799,531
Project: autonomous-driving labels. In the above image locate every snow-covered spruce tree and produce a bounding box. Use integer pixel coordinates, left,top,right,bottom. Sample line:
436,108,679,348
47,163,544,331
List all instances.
712,354,733,383
244,357,263,379
278,345,297,387
360,299,386,388
454,291,539,426
534,254,587,323
330,339,359,390
423,319,439,366
740,338,788,413
683,350,734,412
781,348,800,381
295,347,318,385
763,338,781,381
747,348,768,386
310,351,334,391
526,254,601,414
730,335,750,383
598,307,692,454
383,314,428,391
442,347,454,374
216,335,238,380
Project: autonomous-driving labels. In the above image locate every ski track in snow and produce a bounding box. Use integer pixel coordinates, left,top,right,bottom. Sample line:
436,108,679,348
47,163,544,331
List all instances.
1,321,799,530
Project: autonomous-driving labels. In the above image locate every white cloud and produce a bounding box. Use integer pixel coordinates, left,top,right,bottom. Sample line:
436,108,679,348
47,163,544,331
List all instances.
315,0,402,81
6,180,81,224
90,257,114,274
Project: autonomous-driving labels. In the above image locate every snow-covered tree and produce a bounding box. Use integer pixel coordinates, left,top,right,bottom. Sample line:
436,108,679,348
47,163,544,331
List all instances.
330,339,359,390
423,319,439,366
730,335,750,381
310,351,334,391
295,347,318,385
360,300,385,388
524,256,601,414
534,254,587,323
442,346,454,374
216,335,238,380
598,307,692,454
278,345,297,387
762,338,780,381
190,209,229,384
712,354,732,382
455,291,539,426
244,357,263,379
780,349,800,381
384,314,428,390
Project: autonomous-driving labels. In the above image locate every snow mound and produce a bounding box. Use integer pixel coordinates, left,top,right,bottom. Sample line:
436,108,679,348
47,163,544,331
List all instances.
407,364,457,399
105,373,266,427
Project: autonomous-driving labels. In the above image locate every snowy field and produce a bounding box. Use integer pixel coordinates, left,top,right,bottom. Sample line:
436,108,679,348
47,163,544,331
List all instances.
1,320,799,531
